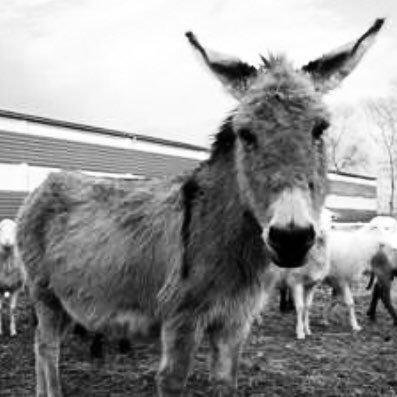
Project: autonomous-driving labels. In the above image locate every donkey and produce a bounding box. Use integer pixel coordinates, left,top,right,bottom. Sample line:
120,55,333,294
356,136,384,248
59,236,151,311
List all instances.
16,19,384,397
366,243,397,325
0,218,25,336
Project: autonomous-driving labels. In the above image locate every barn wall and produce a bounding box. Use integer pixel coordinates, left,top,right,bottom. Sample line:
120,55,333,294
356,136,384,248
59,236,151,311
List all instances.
326,172,377,222
0,111,377,222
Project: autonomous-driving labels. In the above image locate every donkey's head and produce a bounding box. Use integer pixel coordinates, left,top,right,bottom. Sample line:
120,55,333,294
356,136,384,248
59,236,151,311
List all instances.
187,19,384,268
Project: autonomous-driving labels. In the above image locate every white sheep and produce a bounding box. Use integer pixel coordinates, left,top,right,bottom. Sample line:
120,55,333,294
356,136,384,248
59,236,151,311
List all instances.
276,208,334,339
322,217,397,331
0,218,25,336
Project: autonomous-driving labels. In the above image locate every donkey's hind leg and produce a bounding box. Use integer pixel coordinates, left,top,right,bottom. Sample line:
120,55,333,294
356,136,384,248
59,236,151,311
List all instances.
208,320,250,396
34,292,70,397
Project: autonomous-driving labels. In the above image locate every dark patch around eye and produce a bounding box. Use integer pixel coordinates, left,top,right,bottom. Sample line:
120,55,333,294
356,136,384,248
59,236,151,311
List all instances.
312,119,330,139
238,128,257,148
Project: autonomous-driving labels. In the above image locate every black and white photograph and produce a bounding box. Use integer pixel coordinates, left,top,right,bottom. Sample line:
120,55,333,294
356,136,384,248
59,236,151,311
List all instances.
0,1,397,396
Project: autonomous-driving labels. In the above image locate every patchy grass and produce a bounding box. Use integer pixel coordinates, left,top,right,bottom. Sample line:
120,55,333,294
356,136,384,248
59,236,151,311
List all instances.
1,284,397,396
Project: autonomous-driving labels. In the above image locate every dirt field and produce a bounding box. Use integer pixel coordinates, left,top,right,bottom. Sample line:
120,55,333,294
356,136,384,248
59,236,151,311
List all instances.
1,284,397,397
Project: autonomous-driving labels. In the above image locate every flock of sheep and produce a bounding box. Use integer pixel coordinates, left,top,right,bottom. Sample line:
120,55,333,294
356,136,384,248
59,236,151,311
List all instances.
1,211,397,346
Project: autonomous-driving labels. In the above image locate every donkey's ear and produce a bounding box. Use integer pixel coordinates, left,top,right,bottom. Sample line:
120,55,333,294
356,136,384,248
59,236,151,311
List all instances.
302,18,385,93
186,31,257,99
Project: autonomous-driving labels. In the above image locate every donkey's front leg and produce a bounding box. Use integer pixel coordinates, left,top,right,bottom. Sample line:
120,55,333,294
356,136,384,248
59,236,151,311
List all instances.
208,321,249,396
157,319,198,397
34,296,70,397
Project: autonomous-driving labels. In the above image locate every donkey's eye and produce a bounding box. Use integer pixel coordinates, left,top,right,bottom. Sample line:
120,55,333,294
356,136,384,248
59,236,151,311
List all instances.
312,119,330,139
238,128,257,148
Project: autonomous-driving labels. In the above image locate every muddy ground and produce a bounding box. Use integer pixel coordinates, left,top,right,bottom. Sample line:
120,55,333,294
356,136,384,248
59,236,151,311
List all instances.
1,284,397,397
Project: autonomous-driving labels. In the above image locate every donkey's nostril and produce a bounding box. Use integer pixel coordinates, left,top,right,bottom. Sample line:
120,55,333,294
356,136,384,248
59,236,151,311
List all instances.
267,224,316,268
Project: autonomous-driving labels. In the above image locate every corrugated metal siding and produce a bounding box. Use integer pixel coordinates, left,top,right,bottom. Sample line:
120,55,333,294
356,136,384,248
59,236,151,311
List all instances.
0,130,377,222
330,209,377,223
0,130,198,178
329,179,376,199
0,130,201,219
0,191,26,220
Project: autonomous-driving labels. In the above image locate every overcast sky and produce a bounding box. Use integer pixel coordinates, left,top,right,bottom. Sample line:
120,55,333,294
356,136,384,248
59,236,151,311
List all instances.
0,0,396,146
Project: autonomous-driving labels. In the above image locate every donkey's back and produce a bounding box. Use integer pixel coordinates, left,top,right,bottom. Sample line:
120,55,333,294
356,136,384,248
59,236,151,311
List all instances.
17,171,184,333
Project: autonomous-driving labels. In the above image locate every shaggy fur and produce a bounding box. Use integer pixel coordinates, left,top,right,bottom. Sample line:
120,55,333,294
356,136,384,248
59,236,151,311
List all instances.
0,218,25,336
17,20,384,397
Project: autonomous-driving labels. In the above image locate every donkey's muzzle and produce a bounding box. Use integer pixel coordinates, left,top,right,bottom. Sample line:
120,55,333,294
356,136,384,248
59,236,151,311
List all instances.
267,224,315,268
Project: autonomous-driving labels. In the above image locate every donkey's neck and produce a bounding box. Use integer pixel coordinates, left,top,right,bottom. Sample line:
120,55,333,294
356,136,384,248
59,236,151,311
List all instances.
195,150,243,226
186,147,268,282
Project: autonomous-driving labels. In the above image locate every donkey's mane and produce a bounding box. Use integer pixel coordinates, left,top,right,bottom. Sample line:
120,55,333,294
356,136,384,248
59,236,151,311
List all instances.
259,53,291,70
210,115,236,161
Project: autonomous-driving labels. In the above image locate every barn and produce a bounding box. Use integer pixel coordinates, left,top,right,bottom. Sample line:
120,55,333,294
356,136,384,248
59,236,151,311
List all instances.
0,109,377,222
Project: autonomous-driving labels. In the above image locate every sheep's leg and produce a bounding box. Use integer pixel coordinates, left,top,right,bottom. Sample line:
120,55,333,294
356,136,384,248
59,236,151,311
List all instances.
0,295,3,335
292,283,305,339
208,321,249,396
322,287,340,326
9,290,19,336
341,283,361,332
367,282,381,321
303,285,316,336
34,297,70,397
156,318,198,397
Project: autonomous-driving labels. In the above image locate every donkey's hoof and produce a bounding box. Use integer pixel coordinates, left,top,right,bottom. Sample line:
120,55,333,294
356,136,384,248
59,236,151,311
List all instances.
296,333,306,340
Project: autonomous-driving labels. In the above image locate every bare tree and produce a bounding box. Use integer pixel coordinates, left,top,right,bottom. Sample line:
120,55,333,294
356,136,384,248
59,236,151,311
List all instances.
366,92,397,214
327,104,371,174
